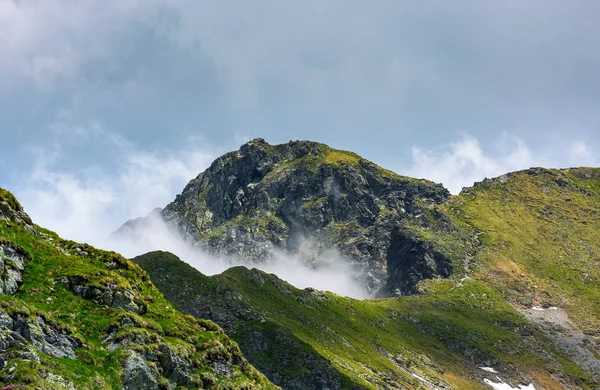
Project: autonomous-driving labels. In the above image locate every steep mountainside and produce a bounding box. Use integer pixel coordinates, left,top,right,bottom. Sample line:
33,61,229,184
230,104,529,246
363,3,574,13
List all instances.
115,139,472,295
113,140,600,388
0,189,276,389
130,165,600,389
447,168,600,333
134,251,598,390
444,167,600,382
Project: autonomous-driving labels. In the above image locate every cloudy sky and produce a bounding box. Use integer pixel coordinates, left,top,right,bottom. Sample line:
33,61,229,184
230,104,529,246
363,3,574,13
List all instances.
1,0,599,247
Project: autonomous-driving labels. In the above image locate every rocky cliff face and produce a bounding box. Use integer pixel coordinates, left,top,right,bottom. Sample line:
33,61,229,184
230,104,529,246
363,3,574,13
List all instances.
117,139,467,295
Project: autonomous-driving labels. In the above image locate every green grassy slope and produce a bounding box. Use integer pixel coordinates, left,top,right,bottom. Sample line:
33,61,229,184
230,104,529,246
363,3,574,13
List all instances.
448,168,600,332
135,251,596,389
134,167,600,390
0,189,277,389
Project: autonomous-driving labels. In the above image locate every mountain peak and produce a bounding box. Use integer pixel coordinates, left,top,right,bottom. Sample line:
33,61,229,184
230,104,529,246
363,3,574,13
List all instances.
116,140,461,296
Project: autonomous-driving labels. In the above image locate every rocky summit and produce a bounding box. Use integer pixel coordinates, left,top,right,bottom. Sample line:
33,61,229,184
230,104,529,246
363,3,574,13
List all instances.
115,139,472,296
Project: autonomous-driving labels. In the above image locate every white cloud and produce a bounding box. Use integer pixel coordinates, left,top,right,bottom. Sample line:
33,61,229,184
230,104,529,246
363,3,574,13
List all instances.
15,122,216,246
406,135,537,194
569,140,594,164
406,134,597,194
109,214,368,299
3,0,598,111
0,1,142,83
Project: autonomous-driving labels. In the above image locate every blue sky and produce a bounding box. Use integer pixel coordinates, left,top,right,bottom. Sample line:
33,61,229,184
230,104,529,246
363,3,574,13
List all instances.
1,1,599,246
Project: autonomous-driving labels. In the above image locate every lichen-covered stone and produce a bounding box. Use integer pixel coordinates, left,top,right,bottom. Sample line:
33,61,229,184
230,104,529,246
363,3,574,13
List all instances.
10,315,80,359
15,316,79,359
158,343,194,387
0,190,36,234
107,330,155,351
1,245,25,271
2,269,21,295
0,312,13,330
0,321,41,363
40,371,77,390
59,276,147,315
112,290,145,314
0,244,27,295
123,351,159,390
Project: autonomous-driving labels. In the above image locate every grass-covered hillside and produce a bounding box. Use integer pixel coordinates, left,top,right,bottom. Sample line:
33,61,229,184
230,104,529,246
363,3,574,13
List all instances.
448,168,600,333
135,251,598,390
5,157,599,389
0,188,277,389
133,166,600,390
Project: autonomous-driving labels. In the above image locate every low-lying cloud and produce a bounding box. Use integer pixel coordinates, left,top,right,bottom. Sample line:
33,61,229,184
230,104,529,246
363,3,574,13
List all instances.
16,122,216,245
108,211,368,299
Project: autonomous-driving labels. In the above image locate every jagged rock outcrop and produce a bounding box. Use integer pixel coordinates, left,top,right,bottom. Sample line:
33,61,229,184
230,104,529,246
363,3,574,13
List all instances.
0,311,81,384
117,139,467,295
1,312,80,361
379,227,453,296
13,315,81,359
0,315,41,367
0,189,36,234
0,243,27,295
57,275,147,315
158,343,195,387
123,351,159,390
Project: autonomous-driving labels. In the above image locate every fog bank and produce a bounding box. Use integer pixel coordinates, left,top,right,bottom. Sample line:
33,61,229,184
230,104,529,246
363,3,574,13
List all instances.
107,211,368,299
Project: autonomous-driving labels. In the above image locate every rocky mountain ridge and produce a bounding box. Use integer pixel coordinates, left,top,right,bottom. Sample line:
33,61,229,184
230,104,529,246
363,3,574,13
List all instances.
129,164,600,389
112,140,600,388
114,139,472,296
2,143,599,389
